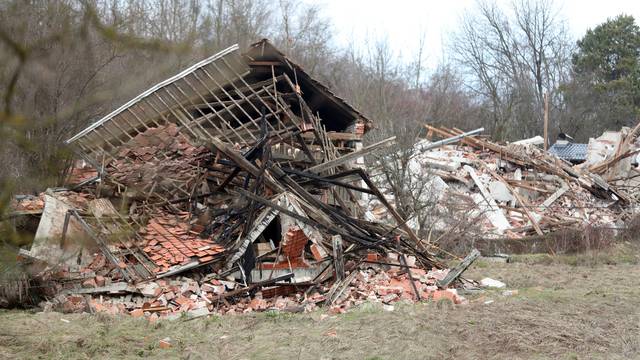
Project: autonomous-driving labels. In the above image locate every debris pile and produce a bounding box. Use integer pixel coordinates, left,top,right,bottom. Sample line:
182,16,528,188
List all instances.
43,252,465,318
369,124,640,239
5,40,476,318
106,123,211,201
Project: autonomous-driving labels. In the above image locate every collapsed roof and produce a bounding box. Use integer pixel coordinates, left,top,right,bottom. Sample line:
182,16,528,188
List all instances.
66,39,370,168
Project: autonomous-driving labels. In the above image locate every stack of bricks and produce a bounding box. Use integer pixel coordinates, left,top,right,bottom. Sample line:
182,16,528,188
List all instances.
261,226,310,270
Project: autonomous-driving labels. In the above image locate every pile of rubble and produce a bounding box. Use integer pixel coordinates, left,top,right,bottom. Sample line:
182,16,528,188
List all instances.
5,40,478,319
42,254,464,318
369,124,640,239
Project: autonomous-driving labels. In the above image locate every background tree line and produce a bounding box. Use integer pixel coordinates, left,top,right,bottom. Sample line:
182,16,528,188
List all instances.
0,0,638,199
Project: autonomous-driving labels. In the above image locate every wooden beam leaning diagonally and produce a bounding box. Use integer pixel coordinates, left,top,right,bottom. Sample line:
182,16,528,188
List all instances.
464,165,512,234
437,249,480,288
487,169,544,236
356,169,424,248
542,181,569,208
208,136,285,193
308,136,397,173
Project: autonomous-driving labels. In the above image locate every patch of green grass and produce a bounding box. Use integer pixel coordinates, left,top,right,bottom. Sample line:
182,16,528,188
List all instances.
516,287,569,302
563,352,580,360
262,310,295,321
472,259,490,268
203,314,222,329
509,244,640,267
2,258,640,360
340,301,383,321
509,253,555,265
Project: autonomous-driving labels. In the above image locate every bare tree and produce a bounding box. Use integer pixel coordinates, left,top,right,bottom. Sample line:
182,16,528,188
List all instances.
450,0,572,140
199,0,273,51
273,0,333,74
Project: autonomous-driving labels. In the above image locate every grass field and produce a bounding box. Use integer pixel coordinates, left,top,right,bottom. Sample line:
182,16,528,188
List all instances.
1,246,639,360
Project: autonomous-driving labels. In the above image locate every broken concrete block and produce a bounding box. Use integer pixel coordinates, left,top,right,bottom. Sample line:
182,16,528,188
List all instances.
187,307,210,317
27,194,93,267
138,282,160,297
488,181,514,203
480,278,506,288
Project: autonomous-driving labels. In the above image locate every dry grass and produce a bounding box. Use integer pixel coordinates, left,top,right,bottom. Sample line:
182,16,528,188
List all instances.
1,253,640,360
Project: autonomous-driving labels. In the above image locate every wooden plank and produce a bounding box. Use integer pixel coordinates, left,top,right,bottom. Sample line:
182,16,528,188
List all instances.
505,180,552,194
300,131,363,141
308,136,396,173
358,170,424,247
464,165,511,234
399,254,421,301
248,61,284,66
60,282,134,295
542,181,569,208
332,235,344,281
488,170,544,236
326,269,358,305
208,137,285,193
209,272,294,302
437,249,480,288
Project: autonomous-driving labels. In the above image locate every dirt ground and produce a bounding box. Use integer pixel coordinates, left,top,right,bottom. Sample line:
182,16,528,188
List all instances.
1,247,639,360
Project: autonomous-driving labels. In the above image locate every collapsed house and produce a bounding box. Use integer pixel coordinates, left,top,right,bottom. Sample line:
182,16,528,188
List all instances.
368,123,640,252
10,40,636,317
5,40,474,317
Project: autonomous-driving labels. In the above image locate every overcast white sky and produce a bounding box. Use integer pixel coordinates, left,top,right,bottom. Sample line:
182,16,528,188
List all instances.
316,0,640,70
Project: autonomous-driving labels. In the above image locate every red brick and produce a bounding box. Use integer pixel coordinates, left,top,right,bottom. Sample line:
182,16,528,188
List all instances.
159,338,171,349
82,278,97,288
310,244,324,261
248,298,268,310
431,290,457,303
281,228,308,260
175,297,190,306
